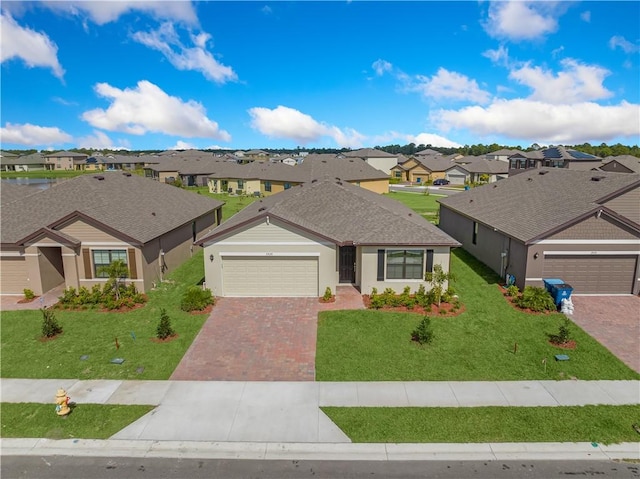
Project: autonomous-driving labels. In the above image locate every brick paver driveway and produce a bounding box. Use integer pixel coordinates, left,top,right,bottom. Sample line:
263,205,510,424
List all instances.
570,296,640,373
170,286,364,381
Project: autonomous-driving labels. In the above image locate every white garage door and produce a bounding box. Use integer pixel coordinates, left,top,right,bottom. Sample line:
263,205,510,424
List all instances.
543,255,637,294
0,257,30,294
447,174,466,185
222,256,318,297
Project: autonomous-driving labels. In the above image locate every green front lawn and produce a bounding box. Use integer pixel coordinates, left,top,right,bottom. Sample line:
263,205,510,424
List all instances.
323,405,640,444
385,191,444,223
316,249,640,381
185,186,258,221
0,403,153,439
0,170,93,179
0,251,209,380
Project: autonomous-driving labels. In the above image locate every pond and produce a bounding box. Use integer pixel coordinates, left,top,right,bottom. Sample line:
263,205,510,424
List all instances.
2,177,67,190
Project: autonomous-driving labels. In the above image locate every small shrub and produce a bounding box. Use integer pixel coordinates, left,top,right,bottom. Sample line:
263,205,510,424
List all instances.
514,286,556,312
412,316,434,345
399,286,416,309
439,308,447,315
59,287,78,305
369,287,384,309
156,308,175,340
322,287,333,302
41,308,62,338
506,284,520,297
23,289,35,301
549,318,572,345
381,288,400,307
441,286,456,304
180,286,214,312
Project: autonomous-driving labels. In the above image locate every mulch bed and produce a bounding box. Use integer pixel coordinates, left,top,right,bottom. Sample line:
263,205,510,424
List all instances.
498,285,555,315
189,304,214,315
150,334,179,343
362,295,464,317
549,340,577,350
319,296,336,304
17,297,39,304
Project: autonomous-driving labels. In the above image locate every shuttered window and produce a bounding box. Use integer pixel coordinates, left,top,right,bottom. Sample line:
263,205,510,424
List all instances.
92,249,127,278
377,250,385,281
386,250,424,280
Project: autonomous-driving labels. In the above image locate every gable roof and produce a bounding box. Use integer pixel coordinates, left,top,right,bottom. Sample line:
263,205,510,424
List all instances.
438,169,640,244
414,156,458,172
601,156,640,173
45,150,89,158
197,179,460,247
416,148,441,156
1,173,223,246
460,159,509,174
343,148,396,158
486,148,521,157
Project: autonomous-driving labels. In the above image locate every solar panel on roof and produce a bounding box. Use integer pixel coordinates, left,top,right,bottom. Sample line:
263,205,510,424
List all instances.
569,150,596,159
544,148,562,159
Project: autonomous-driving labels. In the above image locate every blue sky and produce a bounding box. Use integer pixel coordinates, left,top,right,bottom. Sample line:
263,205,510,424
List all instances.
1,1,639,151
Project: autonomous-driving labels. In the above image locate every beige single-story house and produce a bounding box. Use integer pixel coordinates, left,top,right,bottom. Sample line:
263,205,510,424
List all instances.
1,173,223,295
439,169,640,294
196,179,460,297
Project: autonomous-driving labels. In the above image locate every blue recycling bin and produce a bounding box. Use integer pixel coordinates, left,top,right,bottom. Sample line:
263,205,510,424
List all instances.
550,283,573,306
542,278,564,294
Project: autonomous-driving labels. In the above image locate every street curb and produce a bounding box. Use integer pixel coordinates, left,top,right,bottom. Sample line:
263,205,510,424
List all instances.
2,439,638,461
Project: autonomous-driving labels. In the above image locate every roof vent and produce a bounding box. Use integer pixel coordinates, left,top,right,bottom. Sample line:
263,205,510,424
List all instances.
321,160,327,163
123,172,132,177
311,179,318,183
527,178,533,181
93,175,105,180
591,176,605,182
336,181,343,186
493,184,498,188
538,170,548,175
151,212,156,216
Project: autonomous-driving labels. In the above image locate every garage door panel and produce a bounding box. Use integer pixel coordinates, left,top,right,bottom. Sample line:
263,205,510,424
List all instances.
222,256,318,297
543,255,636,294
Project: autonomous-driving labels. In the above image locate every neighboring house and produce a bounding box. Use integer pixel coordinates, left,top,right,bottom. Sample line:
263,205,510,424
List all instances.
343,148,398,175
460,159,509,183
508,146,603,175
0,152,47,172
485,149,522,162
438,169,640,294
415,148,442,156
197,178,460,297
599,156,640,174
44,151,89,171
100,154,150,171
392,155,461,184
0,173,223,295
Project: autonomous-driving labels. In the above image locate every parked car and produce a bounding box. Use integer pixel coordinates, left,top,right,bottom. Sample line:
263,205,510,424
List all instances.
433,179,450,186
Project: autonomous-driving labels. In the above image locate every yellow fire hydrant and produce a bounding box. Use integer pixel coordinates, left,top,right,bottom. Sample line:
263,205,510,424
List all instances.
55,388,71,416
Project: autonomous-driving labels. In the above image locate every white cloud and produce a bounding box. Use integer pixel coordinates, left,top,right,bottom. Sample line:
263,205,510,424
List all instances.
248,105,365,148
77,130,130,150
372,59,393,76
0,13,64,79
169,140,198,150
52,96,78,106
432,99,640,144
41,1,198,26
509,59,612,104
372,131,461,148
132,23,237,84
0,122,72,145
261,5,273,15
484,2,559,41
482,45,510,67
82,80,231,141
609,35,640,54
409,68,491,104
580,11,591,23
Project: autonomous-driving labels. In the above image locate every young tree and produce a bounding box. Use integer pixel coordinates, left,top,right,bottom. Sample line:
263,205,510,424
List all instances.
97,259,129,301
425,264,457,307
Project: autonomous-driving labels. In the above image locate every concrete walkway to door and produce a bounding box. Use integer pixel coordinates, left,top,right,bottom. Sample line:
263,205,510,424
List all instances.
170,286,364,382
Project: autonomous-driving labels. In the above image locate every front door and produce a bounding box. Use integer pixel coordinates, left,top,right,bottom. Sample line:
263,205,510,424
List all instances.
339,246,356,283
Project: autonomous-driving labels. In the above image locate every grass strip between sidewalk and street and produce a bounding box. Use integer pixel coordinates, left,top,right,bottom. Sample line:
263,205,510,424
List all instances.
0,403,154,440
322,405,640,444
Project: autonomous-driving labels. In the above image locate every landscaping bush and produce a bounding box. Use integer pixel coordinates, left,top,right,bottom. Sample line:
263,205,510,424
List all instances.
156,308,175,340
369,288,385,309
57,283,146,310
322,287,333,302
381,288,400,307
180,286,214,312
506,284,520,297
41,308,62,338
412,316,434,345
399,286,416,309
23,289,35,301
514,286,556,312
549,318,572,345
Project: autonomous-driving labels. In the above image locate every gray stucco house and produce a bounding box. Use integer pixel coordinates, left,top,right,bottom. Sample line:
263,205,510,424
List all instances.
438,169,640,294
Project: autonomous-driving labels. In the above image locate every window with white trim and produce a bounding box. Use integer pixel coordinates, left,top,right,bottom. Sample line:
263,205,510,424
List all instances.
93,249,127,278
386,249,424,279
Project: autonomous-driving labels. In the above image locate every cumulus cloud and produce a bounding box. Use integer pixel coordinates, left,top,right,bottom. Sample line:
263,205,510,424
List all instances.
132,23,237,83
372,59,393,76
82,80,231,141
169,140,198,150
580,11,591,23
0,122,72,145
408,68,491,104
432,99,640,144
76,130,130,150
509,59,612,104
248,105,365,148
374,131,461,148
609,35,640,54
484,2,559,41
0,13,64,79
482,45,510,67
40,1,198,26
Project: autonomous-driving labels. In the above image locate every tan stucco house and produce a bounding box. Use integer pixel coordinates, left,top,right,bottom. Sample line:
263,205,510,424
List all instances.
439,169,640,294
1,173,223,296
197,179,460,297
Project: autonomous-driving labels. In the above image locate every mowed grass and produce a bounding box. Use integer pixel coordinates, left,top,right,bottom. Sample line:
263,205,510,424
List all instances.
385,191,444,223
322,405,640,444
315,249,640,381
0,403,153,439
0,251,209,380
185,186,258,221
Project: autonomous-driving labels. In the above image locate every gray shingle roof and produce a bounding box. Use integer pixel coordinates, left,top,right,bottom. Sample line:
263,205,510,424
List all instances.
460,159,509,174
197,179,460,247
438,169,640,243
343,148,396,158
1,173,223,245
601,156,640,173
45,151,88,158
415,156,458,172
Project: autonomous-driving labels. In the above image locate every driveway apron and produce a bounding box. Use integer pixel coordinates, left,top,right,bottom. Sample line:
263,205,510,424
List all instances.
170,287,364,381
570,296,640,373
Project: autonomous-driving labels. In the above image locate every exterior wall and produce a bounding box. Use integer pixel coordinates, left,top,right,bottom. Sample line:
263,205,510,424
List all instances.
45,157,74,170
366,157,398,175
600,162,634,173
59,218,123,243
202,218,337,297
38,246,65,293
354,179,389,194
157,171,179,183
548,214,638,241
602,187,640,224
261,180,300,196
0,247,33,294
408,166,431,183
359,245,452,295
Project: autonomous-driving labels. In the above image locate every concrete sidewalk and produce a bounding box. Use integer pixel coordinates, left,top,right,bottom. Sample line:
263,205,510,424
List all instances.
2,379,639,443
